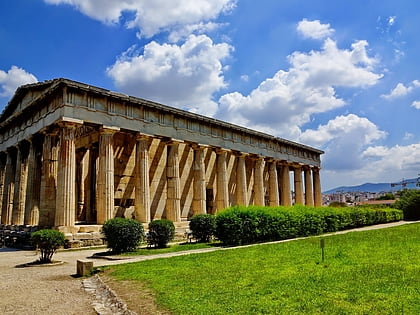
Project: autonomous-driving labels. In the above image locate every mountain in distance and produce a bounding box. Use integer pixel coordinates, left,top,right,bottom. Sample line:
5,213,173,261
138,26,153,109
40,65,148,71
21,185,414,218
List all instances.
323,178,419,194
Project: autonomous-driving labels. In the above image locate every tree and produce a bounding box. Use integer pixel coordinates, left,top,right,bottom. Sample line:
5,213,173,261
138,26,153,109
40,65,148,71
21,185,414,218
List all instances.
395,189,420,220
31,229,66,263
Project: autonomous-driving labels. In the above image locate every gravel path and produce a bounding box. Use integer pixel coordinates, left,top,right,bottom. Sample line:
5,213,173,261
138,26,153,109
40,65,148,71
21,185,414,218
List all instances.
0,220,418,314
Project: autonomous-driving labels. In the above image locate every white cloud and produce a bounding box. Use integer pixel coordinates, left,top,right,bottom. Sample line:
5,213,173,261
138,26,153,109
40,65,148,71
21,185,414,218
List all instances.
107,34,232,116
44,0,236,40
388,16,396,26
0,66,38,98
403,132,414,141
299,114,387,170
297,19,334,40
381,80,420,100
412,100,420,109
216,38,382,139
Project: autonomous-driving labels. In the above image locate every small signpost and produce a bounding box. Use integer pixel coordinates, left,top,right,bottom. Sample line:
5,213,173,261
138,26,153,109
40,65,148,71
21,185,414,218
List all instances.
320,238,325,263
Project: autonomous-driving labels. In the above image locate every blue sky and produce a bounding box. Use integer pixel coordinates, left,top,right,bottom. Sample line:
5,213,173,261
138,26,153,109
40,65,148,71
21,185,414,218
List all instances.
1,0,419,190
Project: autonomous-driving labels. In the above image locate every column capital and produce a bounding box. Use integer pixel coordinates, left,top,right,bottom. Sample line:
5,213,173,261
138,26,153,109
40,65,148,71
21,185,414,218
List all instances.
100,126,120,135
135,132,153,141
214,147,229,155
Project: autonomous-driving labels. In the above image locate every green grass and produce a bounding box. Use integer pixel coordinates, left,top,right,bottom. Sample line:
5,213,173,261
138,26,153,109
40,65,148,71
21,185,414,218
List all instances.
120,241,217,256
108,223,420,314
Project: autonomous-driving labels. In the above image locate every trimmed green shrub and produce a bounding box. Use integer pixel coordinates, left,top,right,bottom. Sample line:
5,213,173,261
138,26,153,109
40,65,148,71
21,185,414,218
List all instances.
215,205,403,246
147,219,175,248
102,217,144,253
31,229,65,263
395,189,420,220
189,214,216,242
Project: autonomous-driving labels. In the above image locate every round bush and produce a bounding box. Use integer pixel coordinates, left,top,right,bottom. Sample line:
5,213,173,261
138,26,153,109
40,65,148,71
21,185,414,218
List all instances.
395,189,420,220
31,229,65,263
147,219,175,248
102,217,144,253
189,214,216,242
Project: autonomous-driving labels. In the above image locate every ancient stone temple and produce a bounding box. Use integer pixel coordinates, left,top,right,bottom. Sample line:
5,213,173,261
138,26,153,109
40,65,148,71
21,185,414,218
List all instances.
0,78,323,233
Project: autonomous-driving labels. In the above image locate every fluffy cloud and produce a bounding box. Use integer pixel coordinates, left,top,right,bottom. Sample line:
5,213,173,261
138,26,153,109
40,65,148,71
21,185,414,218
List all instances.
297,19,334,40
299,114,387,170
381,80,420,99
0,66,38,98
44,0,236,39
411,100,420,109
107,34,232,116
216,38,382,139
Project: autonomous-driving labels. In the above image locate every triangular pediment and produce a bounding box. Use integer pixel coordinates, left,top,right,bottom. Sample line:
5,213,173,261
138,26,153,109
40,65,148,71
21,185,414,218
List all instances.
0,79,61,124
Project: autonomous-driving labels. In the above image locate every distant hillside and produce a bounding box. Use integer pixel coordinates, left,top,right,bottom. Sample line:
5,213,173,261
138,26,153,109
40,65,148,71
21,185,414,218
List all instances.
324,178,419,194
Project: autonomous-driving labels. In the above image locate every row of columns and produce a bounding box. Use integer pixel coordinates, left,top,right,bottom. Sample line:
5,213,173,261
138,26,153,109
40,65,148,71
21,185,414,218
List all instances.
0,122,322,228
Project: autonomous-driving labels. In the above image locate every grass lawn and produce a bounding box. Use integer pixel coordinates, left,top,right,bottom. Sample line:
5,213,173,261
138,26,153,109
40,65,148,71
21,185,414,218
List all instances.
121,242,217,256
106,223,420,315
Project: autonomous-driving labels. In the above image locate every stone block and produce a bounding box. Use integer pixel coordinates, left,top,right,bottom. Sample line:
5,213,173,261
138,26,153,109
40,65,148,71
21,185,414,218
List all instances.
64,233,74,241
73,232,93,240
77,259,93,276
78,225,101,233
65,240,81,249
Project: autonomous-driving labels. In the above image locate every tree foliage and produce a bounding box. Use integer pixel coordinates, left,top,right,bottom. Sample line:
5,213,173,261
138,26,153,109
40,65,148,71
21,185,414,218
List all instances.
147,219,175,248
102,217,144,253
31,229,65,263
395,189,420,220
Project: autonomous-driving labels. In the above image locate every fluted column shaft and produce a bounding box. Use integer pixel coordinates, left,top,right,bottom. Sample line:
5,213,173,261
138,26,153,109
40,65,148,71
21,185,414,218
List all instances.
313,168,322,207
254,157,265,206
55,124,77,227
135,135,151,223
192,145,206,215
1,149,15,224
294,167,304,205
12,144,28,225
166,142,181,222
39,131,59,227
0,153,6,223
304,168,314,206
236,154,248,206
268,161,279,206
216,149,229,211
97,127,117,224
280,164,291,206
24,139,41,225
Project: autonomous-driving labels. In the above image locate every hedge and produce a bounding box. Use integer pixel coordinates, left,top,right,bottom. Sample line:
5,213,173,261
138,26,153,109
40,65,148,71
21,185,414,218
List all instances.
214,205,403,245
102,217,144,253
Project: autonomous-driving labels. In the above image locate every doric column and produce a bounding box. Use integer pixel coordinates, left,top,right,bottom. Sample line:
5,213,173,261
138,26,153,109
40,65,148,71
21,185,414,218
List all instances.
166,141,181,222
24,138,42,225
280,163,291,206
304,167,314,206
293,166,304,205
192,144,206,215
254,157,265,206
55,123,77,227
12,142,29,225
97,127,118,224
134,135,151,223
1,148,16,224
268,160,279,206
215,148,229,211
39,131,59,227
236,153,248,206
76,148,89,222
0,152,6,223
313,167,322,207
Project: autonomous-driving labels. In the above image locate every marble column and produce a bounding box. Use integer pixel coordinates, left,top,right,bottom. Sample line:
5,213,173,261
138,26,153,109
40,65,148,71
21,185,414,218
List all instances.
166,141,181,222
24,138,42,225
293,166,304,205
313,168,322,207
304,167,314,206
254,157,265,206
1,149,15,224
280,163,291,206
215,148,229,211
55,123,77,227
39,131,59,227
0,152,6,223
268,160,279,206
134,135,151,223
236,153,248,206
76,148,89,222
192,145,206,215
12,142,29,225
97,127,118,224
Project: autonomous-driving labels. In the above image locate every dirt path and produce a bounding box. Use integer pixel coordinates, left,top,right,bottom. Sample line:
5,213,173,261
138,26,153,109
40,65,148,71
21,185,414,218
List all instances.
0,220,418,314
